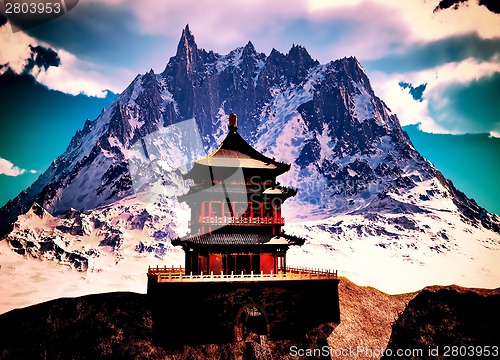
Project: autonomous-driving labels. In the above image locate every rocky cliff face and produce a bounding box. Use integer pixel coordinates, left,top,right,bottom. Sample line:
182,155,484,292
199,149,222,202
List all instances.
383,285,500,359
0,25,498,296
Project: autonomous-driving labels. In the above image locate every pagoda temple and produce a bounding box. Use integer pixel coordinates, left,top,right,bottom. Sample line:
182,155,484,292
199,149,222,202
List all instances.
147,114,339,346
172,113,304,276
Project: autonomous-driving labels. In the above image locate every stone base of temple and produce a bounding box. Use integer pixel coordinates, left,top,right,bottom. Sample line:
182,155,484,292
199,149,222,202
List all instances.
147,271,340,346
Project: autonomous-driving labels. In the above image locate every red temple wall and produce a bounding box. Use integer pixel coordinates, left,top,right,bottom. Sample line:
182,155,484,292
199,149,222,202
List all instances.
199,255,208,274
209,254,222,274
260,254,274,274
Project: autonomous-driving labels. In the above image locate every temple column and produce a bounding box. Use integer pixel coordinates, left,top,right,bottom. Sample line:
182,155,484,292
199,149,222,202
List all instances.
201,201,205,221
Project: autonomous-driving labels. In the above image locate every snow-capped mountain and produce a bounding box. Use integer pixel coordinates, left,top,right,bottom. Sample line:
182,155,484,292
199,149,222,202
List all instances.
0,25,499,309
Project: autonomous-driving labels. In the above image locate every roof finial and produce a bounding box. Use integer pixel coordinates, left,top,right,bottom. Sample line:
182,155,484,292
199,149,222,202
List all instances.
229,113,238,132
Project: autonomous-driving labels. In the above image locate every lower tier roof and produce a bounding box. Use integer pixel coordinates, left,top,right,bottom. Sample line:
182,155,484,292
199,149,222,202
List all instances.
172,232,305,247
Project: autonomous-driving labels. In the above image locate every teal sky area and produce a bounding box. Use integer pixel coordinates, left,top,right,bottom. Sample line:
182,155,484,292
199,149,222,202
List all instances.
404,125,500,214
0,72,117,207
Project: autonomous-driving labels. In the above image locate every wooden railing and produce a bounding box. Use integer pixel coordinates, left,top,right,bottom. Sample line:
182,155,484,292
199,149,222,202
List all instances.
191,216,285,226
147,265,338,283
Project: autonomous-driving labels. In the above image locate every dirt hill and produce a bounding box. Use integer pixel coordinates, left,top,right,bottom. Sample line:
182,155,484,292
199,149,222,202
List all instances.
382,285,500,359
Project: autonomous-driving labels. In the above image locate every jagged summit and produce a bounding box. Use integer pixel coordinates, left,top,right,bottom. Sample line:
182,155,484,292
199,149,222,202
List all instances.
177,24,196,54
173,24,201,73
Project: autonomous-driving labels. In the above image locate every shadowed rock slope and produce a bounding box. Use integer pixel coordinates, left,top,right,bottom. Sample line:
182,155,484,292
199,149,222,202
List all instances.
0,278,414,360
383,285,500,359
1,280,496,359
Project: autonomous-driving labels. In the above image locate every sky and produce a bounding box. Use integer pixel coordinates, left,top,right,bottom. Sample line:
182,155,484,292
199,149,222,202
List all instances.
0,0,499,212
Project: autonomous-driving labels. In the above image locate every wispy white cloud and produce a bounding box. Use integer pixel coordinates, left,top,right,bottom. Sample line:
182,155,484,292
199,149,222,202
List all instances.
86,0,498,61
489,131,500,138
369,58,500,134
34,49,134,97
0,26,133,97
0,157,36,176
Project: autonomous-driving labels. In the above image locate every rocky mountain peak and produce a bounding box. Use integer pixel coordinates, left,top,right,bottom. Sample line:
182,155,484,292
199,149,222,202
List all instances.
242,40,256,56
286,44,319,84
25,201,51,219
176,24,198,59
162,24,204,78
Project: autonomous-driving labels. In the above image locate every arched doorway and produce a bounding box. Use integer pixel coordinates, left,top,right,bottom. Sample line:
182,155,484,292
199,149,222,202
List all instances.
234,304,269,342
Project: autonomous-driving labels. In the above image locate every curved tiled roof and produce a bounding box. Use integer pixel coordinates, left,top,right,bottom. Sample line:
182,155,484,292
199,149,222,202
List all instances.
195,129,290,171
173,232,305,247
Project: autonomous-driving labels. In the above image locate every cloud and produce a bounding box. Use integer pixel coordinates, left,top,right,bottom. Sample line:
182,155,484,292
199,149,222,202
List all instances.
23,1,167,69
433,0,468,13
479,0,500,14
0,25,34,74
366,33,500,73
435,71,500,133
0,157,35,176
434,0,500,15
369,58,500,134
489,131,500,138
90,0,499,57
0,26,133,97
370,71,448,134
34,48,132,97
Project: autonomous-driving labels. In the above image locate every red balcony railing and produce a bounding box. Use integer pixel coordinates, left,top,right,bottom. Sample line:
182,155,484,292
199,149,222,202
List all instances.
147,266,338,283
191,216,285,226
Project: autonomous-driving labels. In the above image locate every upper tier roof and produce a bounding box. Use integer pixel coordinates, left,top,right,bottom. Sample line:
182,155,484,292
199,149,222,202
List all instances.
193,117,290,172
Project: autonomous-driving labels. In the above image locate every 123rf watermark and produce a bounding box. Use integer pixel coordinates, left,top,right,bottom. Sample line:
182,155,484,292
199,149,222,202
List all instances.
289,345,499,358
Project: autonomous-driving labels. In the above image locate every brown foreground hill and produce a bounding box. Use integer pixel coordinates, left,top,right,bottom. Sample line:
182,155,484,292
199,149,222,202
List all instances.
0,278,497,359
382,285,500,360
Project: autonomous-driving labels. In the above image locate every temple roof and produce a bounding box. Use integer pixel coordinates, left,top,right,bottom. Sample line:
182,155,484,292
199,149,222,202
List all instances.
192,120,290,172
172,232,305,247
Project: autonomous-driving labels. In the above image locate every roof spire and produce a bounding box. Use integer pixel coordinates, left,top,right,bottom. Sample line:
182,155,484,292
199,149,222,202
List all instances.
228,113,238,132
